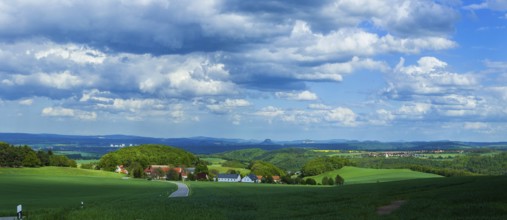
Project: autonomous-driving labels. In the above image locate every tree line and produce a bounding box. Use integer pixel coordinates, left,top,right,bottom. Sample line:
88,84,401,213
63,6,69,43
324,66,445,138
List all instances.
301,156,352,176
352,152,507,176
0,142,76,167
97,144,198,172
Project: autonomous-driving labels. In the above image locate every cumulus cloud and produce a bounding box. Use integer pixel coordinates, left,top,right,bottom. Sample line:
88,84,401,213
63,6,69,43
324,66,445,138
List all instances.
308,103,332,110
464,0,507,11
384,57,477,99
18,99,33,106
255,105,357,127
4,0,491,138
206,99,251,114
42,107,97,121
255,106,285,118
275,90,318,101
397,103,432,118
325,107,357,126
0,41,238,101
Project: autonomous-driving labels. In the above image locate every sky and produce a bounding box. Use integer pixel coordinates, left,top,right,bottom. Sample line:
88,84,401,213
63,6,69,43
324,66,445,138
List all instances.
1,0,507,141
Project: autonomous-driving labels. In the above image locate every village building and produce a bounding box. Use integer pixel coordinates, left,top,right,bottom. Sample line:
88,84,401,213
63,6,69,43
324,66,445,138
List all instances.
216,173,241,182
272,175,281,183
241,174,259,183
144,165,187,180
115,165,129,175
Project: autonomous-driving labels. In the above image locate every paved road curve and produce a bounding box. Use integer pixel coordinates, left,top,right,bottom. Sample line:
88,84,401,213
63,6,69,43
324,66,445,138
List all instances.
168,181,189,198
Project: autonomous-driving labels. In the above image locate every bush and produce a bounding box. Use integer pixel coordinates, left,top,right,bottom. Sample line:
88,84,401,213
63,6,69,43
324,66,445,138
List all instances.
322,176,329,185
335,174,344,186
81,163,95,169
305,178,317,185
130,162,145,178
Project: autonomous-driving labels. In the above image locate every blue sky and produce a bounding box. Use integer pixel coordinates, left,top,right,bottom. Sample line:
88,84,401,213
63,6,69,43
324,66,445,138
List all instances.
1,0,507,141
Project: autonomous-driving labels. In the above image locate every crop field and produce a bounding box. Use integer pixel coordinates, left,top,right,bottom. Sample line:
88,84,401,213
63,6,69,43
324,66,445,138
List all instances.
201,157,251,175
0,167,174,219
1,167,506,219
306,166,442,184
208,164,251,175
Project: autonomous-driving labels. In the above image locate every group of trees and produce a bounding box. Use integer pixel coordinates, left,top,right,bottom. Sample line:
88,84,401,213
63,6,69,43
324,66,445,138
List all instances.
214,148,325,172
0,142,76,167
97,144,199,175
321,175,345,186
352,152,507,176
248,160,286,176
301,156,352,176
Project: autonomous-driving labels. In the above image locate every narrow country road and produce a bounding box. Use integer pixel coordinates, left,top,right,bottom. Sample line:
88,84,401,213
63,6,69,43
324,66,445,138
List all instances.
168,181,189,198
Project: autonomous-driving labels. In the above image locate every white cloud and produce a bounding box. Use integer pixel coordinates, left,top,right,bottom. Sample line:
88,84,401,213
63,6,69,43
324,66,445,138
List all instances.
484,60,507,70
7,71,89,90
255,106,284,118
34,44,106,64
275,90,318,101
369,109,395,125
385,57,477,99
490,87,507,100
324,107,357,126
36,71,86,89
18,99,33,106
223,99,250,107
41,107,96,120
464,0,507,11
110,99,164,113
264,22,456,62
297,57,389,82
206,98,251,114
319,0,459,37
308,103,332,110
464,122,490,130
42,107,75,117
231,114,241,125
397,103,432,118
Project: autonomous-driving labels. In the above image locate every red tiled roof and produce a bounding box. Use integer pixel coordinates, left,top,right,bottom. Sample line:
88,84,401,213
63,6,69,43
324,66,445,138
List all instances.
145,165,186,174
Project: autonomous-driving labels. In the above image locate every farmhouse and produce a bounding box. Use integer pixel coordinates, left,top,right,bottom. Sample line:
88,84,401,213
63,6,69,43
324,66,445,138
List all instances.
272,175,281,183
115,165,129,174
241,174,259,183
144,165,187,180
216,174,241,182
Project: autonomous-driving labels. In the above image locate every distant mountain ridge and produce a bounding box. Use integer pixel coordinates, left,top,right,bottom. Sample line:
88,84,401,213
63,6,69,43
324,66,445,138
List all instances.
1,132,506,154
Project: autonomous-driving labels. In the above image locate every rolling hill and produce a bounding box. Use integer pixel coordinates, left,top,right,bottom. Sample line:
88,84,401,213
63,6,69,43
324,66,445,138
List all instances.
305,166,442,184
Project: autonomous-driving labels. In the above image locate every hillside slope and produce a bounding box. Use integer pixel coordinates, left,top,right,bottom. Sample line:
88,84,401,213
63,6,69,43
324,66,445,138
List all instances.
213,148,320,171
98,144,198,171
306,166,442,184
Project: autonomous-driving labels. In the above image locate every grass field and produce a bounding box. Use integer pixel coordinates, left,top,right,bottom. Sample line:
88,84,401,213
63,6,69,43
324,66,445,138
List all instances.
202,157,252,175
0,167,175,219
208,164,251,175
1,167,506,219
200,157,227,165
53,151,100,158
306,166,443,184
75,159,99,165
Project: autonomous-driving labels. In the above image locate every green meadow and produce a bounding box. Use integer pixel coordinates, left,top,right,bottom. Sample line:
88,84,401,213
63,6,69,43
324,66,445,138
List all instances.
200,157,227,165
202,157,252,175
306,166,443,184
0,167,506,219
